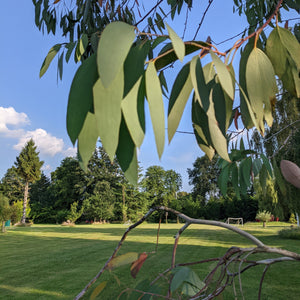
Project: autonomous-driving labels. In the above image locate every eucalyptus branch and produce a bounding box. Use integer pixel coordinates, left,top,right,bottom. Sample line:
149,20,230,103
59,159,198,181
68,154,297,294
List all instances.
134,0,164,27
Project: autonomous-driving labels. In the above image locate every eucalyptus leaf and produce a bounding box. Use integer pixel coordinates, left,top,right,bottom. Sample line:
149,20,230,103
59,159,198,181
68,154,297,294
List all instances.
145,62,165,158
78,112,98,171
40,44,62,78
93,69,124,161
168,63,193,143
67,54,98,145
166,22,185,61
210,51,234,99
97,21,135,88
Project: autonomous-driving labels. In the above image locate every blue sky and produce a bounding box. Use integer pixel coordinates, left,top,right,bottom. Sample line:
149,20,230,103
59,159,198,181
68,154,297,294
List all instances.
0,2,296,191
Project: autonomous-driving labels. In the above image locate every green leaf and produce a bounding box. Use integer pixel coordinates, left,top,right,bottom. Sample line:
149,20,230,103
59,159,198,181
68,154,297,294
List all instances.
107,252,139,270
166,22,185,61
210,51,234,99
121,77,145,148
65,42,76,63
230,162,240,199
168,63,193,143
278,26,300,69
246,48,277,134
239,42,255,129
116,118,138,184
57,52,64,80
93,69,124,161
207,90,231,162
123,41,150,98
259,164,268,194
272,157,287,196
218,162,230,195
239,157,252,188
155,41,211,71
260,153,273,177
252,158,262,177
67,54,98,144
39,44,62,78
97,21,135,88
190,56,210,111
78,112,98,171
145,62,165,158
194,126,215,160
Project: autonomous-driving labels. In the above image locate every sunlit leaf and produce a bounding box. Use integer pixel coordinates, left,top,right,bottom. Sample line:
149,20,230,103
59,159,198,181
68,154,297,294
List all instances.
78,112,98,171
67,54,98,144
166,22,185,61
90,281,107,300
107,252,139,270
210,51,234,99
246,48,277,134
39,44,62,78
207,90,230,162
121,77,144,148
145,62,165,158
97,22,135,88
93,69,124,161
168,63,193,143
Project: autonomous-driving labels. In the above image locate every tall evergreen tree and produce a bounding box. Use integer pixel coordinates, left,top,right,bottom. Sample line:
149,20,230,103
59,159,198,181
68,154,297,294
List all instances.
14,139,44,223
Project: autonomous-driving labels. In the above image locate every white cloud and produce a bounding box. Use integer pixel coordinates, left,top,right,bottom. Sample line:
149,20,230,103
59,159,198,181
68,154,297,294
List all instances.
13,128,65,156
64,146,77,157
0,106,29,137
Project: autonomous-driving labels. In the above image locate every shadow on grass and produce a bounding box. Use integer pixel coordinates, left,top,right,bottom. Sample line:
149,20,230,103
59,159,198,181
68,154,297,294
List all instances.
1,225,300,299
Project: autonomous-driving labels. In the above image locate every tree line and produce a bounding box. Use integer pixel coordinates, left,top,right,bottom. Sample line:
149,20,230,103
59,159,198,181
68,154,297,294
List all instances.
1,128,298,226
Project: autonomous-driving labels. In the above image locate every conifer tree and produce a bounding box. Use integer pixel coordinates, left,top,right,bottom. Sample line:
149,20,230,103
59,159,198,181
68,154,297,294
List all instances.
14,139,44,224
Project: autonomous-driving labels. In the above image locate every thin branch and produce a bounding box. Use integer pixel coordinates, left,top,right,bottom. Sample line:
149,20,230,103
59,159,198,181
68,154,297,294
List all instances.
134,0,164,27
193,0,214,40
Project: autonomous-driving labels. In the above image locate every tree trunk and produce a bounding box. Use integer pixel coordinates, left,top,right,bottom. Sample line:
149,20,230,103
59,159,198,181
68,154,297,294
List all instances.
122,185,127,223
263,221,266,228
296,212,299,227
21,181,29,224
1,221,5,233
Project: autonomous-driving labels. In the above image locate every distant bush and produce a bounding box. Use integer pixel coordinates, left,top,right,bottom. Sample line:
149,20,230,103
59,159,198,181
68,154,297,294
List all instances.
278,227,300,240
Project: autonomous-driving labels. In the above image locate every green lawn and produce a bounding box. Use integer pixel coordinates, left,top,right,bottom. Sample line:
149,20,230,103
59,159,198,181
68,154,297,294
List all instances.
0,222,299,299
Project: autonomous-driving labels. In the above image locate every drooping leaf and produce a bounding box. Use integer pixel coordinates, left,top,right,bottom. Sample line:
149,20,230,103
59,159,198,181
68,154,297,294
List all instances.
259,164,268,194
239,157,252,188
78,112,98,171
230,162,240,199
207,90,231,162
57,52,64,80
39,44,62,78
67,54,98,144
168,63,193,143
130,252,148,278
260,153,273,177
97,21,136,88
123,41,150,98
218,162,230,195
145,62,165,158
65,42,76,63
272,157,287,196
107,252,139,270
278,26,300,69
93,69,124,161
246,48,277,134
90,281,107,300
116,118,138,184
210,51,234,99
121,77,145,148
166,22,185,61
190,56,210,111
252,158,262,177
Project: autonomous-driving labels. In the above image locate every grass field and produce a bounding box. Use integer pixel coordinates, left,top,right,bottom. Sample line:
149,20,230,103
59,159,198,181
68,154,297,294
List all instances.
0,222,299,299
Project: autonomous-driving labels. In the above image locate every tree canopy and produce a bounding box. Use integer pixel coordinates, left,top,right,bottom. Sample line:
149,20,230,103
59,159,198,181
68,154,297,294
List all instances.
33,0,300,197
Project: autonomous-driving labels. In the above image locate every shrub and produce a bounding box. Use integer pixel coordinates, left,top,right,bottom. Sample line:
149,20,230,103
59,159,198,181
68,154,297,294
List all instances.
289,213,297,224
256,210,272,228
278,227,300,240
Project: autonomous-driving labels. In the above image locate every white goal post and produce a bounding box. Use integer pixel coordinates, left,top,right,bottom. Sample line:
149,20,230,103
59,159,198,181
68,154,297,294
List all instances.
226,217,243,226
